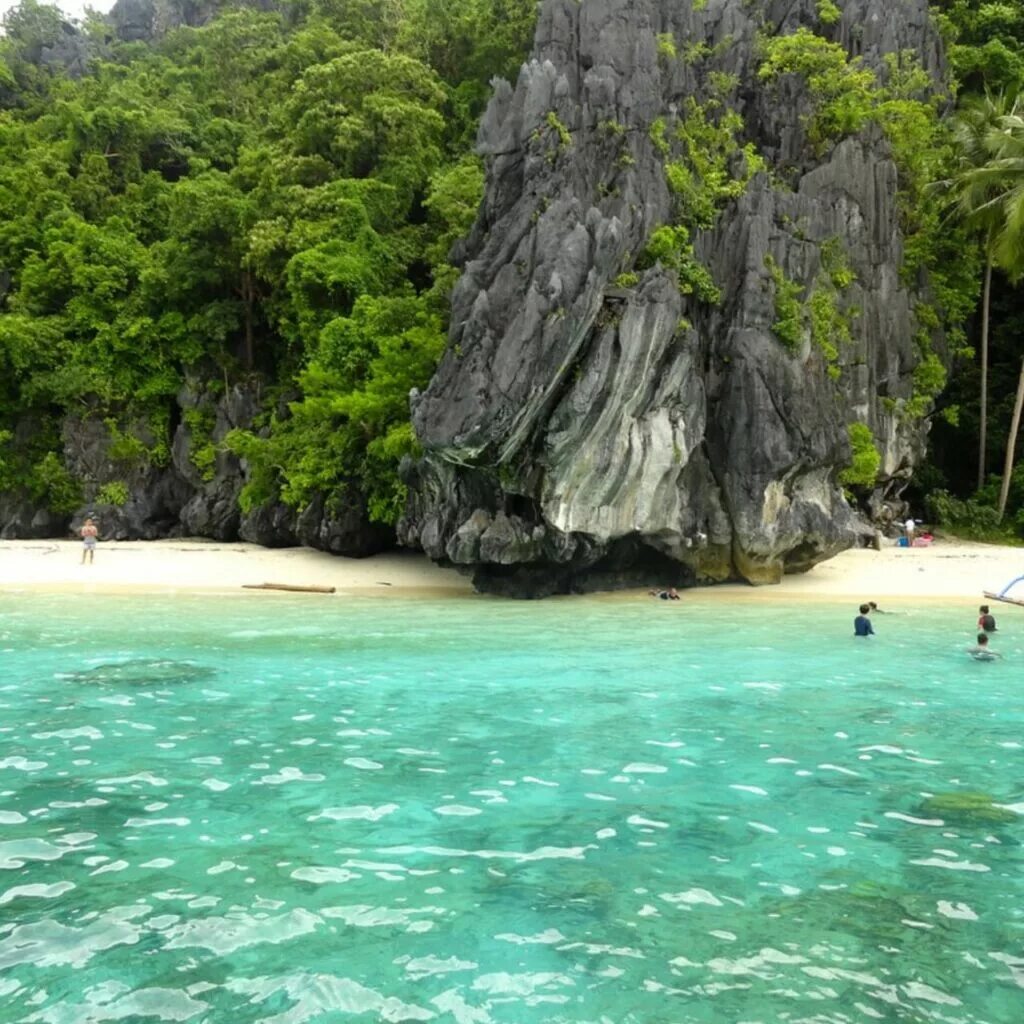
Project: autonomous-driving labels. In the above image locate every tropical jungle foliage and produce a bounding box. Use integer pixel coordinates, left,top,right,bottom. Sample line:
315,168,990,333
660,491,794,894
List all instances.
915,0,1024,539
2,0,1024,540
0,0,536,523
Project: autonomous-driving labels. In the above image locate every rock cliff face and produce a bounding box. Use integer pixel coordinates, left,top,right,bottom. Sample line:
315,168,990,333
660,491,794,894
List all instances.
0,386,391,557
401,0,947,596
109,0,277,43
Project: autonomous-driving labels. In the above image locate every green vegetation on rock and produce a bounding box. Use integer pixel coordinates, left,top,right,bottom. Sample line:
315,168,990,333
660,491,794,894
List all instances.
0,0,537,526
765,256,805,353
96,481,131,507
838,423,881,488
639,94,764,307
766,238,857,380
3,0,1024,546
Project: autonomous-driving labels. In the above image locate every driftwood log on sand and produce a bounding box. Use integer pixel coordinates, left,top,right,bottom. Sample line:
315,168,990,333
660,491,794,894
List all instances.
242,582,336,594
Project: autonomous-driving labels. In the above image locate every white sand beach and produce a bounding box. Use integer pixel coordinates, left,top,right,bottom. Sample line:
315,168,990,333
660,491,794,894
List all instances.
705,539,1024,605
1,536,1022,602
0,539,473,597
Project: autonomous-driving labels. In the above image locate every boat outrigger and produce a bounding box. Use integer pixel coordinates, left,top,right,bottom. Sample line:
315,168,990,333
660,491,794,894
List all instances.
984,575,1024,608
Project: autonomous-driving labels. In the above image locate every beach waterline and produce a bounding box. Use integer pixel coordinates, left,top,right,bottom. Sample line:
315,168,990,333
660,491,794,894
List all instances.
1,594,1022,1022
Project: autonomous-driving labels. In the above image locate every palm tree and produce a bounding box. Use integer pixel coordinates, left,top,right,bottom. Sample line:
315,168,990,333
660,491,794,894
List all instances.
938,90,1024,489
950,99,1024,520
998,357,1024,519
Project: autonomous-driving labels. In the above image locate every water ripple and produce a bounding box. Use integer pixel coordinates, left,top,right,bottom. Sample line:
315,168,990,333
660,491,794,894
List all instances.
2,594,1022,1023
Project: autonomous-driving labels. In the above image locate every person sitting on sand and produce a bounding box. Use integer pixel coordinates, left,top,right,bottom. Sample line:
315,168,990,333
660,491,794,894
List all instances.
854,603,874,637
649,587,680,600
80,517,98,565
978,605,997,633
968,632,1001,660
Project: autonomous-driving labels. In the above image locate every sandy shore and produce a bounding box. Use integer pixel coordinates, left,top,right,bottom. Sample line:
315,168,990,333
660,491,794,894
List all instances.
1,537,1022,602
703,539,1023,605
0,540,473,597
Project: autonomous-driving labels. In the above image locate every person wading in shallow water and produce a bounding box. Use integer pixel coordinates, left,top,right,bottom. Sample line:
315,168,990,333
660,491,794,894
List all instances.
968,632,1001,661
978,605,997,633
854,603,874,637
80,517,98,565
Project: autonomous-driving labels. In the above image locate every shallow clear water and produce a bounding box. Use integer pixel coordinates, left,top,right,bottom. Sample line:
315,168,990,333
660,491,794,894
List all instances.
1,593,1023,1023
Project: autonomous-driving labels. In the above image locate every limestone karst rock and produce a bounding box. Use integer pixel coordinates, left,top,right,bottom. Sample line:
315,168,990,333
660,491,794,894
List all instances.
400,0,948,596
109,0,277,43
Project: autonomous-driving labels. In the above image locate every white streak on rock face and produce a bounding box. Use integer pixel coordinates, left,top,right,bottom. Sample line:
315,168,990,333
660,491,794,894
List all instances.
543,277,703,541
760,481,789,529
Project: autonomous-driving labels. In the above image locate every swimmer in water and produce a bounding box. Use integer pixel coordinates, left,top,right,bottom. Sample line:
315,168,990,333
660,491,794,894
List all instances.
978,605,997,633
968,632,1001,660
854,603,874,637
648,587,680,600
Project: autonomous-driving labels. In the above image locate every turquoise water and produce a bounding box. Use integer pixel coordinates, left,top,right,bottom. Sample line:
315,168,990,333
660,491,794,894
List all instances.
1,594,1023,1023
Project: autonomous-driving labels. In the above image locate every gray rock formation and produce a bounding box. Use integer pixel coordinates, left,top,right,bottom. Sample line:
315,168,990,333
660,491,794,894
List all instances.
173,384,257,542
63,414,190,540
0,496,65,539
35,19,93,78
3,385,390,557
109,0,278,43
401,0,947,596
0,415,68,539
294,493,393,557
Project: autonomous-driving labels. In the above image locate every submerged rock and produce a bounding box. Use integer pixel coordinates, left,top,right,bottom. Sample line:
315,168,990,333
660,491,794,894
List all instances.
401,0,948,597
918,792,1019,827
62,658,217,687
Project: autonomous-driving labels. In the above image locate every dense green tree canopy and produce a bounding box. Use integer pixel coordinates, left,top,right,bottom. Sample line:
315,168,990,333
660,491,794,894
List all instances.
3,0,1024,540
917,0,1024,536
0,0,536,523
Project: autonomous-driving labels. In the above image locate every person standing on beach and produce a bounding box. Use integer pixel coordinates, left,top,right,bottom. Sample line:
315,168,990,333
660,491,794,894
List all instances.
854,604,874,637
904,517,916,544
80,518,98,565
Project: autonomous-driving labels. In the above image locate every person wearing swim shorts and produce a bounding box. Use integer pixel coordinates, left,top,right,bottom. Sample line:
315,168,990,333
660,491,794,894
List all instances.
81,517,98,565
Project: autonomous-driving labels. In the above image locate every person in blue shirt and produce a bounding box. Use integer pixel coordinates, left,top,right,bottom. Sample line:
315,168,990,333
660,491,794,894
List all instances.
854,603,874,636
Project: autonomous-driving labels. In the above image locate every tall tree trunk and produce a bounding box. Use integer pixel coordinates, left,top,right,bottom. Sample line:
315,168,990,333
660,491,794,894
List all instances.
977,248,992,491
998,357,1024,520
241,271,255,371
